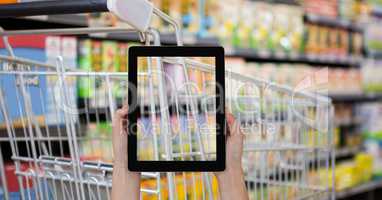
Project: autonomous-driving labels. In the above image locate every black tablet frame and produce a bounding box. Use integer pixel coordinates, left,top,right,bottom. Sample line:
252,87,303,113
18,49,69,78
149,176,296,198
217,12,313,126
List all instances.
127,46,225,172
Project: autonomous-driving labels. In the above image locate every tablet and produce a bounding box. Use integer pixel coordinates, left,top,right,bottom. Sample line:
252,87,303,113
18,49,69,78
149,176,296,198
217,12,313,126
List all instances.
127,46,225,171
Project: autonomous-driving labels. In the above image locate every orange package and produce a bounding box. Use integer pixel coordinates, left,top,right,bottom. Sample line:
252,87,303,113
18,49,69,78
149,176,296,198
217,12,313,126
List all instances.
0,0,17,4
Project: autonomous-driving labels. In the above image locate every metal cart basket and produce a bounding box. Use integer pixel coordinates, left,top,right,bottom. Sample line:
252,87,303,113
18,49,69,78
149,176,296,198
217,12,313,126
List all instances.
0,1,334,200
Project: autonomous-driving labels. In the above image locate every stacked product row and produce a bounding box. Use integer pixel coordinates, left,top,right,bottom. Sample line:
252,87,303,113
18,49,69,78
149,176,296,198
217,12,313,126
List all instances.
226,58,382,95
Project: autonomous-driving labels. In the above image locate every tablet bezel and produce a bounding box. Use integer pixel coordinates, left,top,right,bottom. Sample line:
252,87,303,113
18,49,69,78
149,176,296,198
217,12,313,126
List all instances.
127,46,225,172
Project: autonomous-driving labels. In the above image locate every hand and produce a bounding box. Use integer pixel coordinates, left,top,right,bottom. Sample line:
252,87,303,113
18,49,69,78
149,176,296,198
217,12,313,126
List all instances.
112,104,129,168
215,112,248,200
215,112,244,178
112,105,140,200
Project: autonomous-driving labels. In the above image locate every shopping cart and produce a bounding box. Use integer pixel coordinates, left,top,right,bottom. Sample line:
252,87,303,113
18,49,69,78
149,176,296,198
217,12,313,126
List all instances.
0,1,335,200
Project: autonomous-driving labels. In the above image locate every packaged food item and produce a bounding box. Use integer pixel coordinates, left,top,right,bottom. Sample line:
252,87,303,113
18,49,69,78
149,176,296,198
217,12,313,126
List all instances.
288,6,304,56
318,26,329,56
112,42,128,99
336,163,357,190
305,24,319,56
271,4,290,55
236,1,255,49
201,0,216,36
60,37,78,121
0,0,17,3
141,173,219,200
45,36,63,125
362,60,382,93
118,43,128,72
355,153,374,182
181,0,199,33
303,0,338,18
180,0,192,28
81,122,114,162
215,0,240,48
160,0,175,32
328,27,339,57
81,123,102,161
256,2,273,53
89,40,103,108
3,162,33,195
78,39,94,99
338,29,349,57
102,41,118,72
351,32,363,58
91,40,102,72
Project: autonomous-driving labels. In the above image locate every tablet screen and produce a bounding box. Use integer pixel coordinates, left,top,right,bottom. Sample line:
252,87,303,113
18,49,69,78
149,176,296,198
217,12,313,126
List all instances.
136,56,217,162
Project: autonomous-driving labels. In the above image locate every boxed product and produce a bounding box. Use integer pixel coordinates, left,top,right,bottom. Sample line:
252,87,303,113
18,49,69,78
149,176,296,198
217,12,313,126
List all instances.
0,35,77,127
362,59,382,93
81,122,113,162
141,173,219,200
77,39,93,99
45,36,78,125
303,0,338,18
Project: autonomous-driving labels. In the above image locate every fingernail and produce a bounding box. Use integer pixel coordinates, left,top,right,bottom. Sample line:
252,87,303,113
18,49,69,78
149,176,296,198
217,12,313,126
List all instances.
226,113,235,125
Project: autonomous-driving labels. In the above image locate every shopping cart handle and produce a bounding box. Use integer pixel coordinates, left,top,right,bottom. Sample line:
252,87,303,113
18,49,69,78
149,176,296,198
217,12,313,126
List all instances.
0,0,154,32
0,0,109,18
107,0,154,32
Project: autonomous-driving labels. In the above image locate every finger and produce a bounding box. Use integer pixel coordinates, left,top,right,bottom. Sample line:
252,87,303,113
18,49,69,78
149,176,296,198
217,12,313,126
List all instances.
225,112,233,137
226,112,242,137
114,105,128,120
122,102,128,108
113,106,129,131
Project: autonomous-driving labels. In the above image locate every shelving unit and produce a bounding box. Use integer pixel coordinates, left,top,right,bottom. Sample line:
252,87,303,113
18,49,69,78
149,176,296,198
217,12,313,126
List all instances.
253,0,300,5
337,179,382,199
304,13,363,32
225,48,361,67
0,14,88,29
330,93,382,103
335,146,362,159
0,16,364,69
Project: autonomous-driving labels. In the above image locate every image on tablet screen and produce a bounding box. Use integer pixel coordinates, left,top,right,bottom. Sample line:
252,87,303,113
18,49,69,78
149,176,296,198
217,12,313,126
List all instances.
136,56,217,161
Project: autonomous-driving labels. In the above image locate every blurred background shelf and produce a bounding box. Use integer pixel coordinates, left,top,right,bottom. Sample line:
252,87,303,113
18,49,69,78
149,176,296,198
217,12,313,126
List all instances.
304,13,363,32
329,93,382,103
253,0,300,5
226,48,361,67
0,14,88,29
336,179,382,199
335,146,362,159
89,32,220,46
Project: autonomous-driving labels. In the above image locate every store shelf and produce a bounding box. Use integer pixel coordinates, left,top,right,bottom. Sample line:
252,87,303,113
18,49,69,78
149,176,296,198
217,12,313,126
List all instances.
367,51,382,60
0,15,363,69
253,0,300,5
335,117,362,127
0,0,108,18
0,14,88,30
304,14,363,32
94,33,361,67
91,32,220,46
226,48,361,67
98,31,362,68
0,124,85,141
329,93,382,103
335,147,361,159
336,179,382,199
